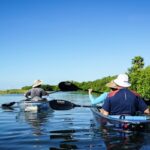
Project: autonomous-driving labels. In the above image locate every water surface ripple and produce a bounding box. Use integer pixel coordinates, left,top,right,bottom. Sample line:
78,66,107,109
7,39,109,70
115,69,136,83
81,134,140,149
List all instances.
0,92,150,150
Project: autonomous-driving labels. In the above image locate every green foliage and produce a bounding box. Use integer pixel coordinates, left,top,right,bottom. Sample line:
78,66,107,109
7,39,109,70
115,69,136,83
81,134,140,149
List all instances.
41,84,59,91
21,86,32,90
72,76,116,93
128,56,144,73
0,89,27,94
0,84,59,94
129,72,140,91
128,56,150,99
41,84,52,91
130,66,150,99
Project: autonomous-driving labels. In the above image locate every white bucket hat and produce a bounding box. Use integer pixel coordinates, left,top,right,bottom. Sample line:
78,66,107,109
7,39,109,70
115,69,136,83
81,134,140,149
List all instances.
114,74,131,87
32,80,43,88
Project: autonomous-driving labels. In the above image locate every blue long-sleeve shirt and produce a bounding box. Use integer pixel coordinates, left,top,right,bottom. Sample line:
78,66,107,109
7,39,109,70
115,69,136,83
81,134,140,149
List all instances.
89,92,108,105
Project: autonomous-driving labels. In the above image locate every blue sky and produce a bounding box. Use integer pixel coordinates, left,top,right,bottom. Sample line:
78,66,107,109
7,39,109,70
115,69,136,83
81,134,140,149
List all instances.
0,0,150,89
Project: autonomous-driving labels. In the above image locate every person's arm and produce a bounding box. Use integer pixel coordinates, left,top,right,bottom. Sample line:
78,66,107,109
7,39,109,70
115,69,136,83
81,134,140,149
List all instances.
88,89,108,105
144,108,150,114
100,108,109,115
101,97,111,116
24,90,31,98
41,89,48,96
137,97,150,114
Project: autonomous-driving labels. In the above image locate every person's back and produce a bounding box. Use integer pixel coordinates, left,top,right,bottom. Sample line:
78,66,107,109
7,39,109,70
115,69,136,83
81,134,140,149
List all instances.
101,74,149,115
25,87,47,99
103,88,147,115
25,80,48,100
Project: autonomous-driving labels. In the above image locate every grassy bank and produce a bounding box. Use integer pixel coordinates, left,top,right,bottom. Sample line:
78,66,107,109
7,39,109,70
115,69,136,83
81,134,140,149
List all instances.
0,84,59,95
0,89,27,94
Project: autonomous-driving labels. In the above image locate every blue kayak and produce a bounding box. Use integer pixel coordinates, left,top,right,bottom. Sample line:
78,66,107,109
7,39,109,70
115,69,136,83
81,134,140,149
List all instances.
91,107,150,132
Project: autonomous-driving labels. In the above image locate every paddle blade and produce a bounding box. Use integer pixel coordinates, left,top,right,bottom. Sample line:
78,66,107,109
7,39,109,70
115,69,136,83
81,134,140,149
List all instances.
1,102,16,108
58,81,79,91
49,99,76,110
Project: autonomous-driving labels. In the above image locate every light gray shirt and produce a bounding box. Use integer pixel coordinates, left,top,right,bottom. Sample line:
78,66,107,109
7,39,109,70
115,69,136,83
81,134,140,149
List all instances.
25,88,48,99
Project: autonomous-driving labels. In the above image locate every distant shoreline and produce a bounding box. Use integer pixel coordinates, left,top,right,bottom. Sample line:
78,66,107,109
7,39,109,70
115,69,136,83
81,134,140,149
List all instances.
0,84,58,95
0,89,28,94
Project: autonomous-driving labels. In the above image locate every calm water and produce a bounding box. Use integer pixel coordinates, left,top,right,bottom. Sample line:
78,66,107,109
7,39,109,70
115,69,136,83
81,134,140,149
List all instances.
0,92,150,150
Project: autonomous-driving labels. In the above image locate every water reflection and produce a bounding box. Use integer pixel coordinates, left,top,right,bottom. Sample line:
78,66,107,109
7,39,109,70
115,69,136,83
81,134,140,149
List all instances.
16,108,54,135
50,129,78,149
49,119,106,150
98,127,150,150
1,93,150,150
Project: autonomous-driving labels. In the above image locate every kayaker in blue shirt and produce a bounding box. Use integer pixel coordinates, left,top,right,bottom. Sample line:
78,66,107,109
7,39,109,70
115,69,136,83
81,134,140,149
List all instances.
101,74,150,116
25,80,48,101
88,80,118,106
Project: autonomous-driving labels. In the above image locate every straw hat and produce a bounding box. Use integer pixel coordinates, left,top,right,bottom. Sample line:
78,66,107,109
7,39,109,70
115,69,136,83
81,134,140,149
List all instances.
32,80,43,88
114,74,131,87
106,80,118,89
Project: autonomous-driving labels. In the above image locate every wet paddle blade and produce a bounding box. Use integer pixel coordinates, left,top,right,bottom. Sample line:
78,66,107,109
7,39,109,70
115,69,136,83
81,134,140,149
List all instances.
1,102,16,109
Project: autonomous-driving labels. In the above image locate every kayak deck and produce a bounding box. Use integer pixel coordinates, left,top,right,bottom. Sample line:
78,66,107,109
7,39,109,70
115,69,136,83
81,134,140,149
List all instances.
19,100,50,112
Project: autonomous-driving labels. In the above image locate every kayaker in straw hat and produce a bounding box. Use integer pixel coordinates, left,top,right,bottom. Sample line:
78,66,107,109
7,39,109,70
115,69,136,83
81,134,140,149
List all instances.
24,80,48,101
101,73,150,116
88,80,118,105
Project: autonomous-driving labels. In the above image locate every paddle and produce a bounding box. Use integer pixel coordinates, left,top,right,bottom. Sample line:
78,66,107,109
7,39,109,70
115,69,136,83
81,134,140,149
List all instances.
1,102,16,109
49,99,93,110
46,90,60,94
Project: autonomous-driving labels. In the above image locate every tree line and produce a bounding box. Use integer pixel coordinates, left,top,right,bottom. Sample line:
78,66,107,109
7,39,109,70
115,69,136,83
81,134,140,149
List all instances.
72,56,150,100
0,56,150,101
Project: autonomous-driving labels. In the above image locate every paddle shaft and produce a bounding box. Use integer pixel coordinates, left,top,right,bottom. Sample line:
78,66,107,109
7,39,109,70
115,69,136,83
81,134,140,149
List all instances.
46,90,60,94
72,104,92,108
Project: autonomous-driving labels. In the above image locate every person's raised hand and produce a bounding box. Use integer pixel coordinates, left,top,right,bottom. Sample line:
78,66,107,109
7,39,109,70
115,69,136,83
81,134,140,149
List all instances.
88,89,93,94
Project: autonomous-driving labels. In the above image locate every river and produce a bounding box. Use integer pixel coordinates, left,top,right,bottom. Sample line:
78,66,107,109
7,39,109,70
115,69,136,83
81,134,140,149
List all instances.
0,92,150,150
